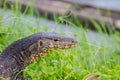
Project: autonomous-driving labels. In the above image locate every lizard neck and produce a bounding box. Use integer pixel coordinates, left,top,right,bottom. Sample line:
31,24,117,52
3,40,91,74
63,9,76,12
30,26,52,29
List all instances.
2,39,50,70
1,37,42,70
21,42,49,68
0,40,49,80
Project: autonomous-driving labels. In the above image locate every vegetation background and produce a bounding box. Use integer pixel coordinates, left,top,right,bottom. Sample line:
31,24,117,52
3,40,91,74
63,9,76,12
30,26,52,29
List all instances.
0,1,120,80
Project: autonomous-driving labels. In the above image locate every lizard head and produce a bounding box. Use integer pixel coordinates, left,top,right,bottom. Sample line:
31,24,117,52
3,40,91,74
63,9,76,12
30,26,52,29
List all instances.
24,32,77,64
37,32,77,52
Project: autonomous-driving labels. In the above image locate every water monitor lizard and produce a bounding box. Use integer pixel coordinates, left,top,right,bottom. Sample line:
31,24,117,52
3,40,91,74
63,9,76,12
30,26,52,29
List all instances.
0,32,77,80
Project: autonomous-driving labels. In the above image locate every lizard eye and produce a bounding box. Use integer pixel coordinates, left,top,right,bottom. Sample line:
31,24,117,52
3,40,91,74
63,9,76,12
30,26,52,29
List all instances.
53,38,59,42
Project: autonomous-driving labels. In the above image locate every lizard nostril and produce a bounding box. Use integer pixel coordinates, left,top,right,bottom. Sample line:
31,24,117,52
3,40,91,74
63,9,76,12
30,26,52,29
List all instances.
71,40,77,44
72,41,74,43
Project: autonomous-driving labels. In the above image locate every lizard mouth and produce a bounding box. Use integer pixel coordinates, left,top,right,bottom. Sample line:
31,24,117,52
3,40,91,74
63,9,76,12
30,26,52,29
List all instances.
54,39,77,49
63,43,77,49
64,39,77,49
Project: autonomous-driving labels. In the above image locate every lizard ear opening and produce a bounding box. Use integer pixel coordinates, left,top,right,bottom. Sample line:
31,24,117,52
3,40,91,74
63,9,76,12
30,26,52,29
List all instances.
39,40,43,46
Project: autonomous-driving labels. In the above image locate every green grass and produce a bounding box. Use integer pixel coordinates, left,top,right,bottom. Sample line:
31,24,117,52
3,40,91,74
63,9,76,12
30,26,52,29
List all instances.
0,3,120,80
